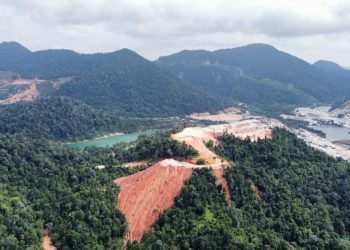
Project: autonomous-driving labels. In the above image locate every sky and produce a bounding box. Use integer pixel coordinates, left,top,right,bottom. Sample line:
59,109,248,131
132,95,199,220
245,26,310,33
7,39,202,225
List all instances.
1,0,350,66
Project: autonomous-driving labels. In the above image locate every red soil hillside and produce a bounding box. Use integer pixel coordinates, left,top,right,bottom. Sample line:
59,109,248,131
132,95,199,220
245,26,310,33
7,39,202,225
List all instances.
115,162,193,242
116,115,282,243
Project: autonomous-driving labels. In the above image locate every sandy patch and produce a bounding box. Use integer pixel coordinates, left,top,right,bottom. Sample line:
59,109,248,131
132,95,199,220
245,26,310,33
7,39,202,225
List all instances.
189,113,242,123
122,160,149,168
11,79,45,85
172,119,280,153
95,165,106,170
171,128,223,165
43,229,56,250
189,106,243,123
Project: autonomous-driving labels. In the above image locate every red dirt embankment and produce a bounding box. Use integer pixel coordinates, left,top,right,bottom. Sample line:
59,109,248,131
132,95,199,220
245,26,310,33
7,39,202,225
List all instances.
115,161,193,242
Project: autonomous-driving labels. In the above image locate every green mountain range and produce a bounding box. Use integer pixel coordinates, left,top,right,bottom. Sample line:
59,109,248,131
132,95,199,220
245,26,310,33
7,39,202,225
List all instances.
1,42,350,117
158,43,350,114
0,42,223,117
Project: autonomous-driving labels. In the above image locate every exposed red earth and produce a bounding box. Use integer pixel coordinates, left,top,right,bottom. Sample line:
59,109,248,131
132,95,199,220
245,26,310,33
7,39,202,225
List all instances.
115,161,193,242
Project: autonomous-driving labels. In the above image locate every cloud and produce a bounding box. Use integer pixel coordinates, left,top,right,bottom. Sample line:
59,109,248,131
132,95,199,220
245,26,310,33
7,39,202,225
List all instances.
1,0,350,65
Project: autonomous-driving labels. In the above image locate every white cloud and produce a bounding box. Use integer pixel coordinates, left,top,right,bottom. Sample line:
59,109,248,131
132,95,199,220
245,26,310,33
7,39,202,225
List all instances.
1,0,350,65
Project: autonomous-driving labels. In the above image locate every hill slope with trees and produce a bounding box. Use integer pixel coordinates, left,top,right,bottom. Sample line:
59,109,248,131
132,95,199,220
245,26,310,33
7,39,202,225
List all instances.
2,42,350,116
0,131,197,249
0,42,223,117
158,44,350,114
130,128,350,249
0,97,155,140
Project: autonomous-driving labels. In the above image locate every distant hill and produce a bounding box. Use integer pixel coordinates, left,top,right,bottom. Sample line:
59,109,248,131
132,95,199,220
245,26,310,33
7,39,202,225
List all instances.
0,97,122,140
313,60,345,73
52,49,223,117
0,42,31,65
0,97,163,140
0,43,223,117
158,44,350,114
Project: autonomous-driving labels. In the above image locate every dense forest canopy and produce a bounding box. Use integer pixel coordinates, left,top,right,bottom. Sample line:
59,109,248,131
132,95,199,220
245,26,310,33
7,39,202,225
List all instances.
0,42,223,117
1,116,350,249
0,97,128,140
158,44,350,114
0,132,197,249
0,97,202,141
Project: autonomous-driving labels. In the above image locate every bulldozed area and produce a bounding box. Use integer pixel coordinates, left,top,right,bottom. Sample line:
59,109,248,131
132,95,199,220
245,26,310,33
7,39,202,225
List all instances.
115,110,282,243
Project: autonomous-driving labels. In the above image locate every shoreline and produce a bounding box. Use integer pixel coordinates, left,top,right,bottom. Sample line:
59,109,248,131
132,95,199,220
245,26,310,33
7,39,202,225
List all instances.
66,131,125,144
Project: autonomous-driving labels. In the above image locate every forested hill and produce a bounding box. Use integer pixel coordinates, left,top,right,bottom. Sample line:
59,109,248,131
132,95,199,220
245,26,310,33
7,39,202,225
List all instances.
52,49,223,117
0,97,158,140
0,42,223,117
2,41,350,116
0,132,196,249
130,128,350,249
313,60,346,74
157,44,350,114
0,41,31,65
